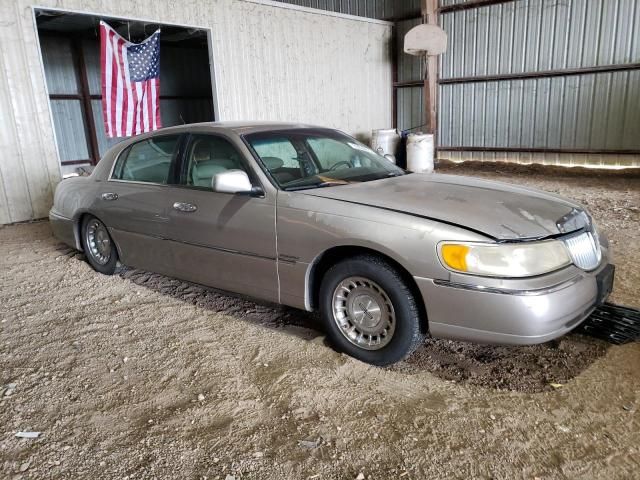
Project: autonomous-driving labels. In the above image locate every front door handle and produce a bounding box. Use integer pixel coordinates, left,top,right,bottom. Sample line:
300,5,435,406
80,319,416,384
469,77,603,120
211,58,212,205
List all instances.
101,192,118,201
173,202,197,213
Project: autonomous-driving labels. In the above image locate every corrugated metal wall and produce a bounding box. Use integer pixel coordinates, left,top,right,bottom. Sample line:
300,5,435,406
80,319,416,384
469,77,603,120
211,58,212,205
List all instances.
439,0,640,167
273,0,421,20
0,0,393,224
397,0,640,168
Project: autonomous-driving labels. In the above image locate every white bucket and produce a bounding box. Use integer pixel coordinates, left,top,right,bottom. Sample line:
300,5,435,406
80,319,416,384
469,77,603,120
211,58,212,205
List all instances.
406,133,435,173
371,128,401,164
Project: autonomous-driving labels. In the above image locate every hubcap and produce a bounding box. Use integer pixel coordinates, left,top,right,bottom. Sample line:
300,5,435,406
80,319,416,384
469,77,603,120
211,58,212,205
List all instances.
332,276,395,350
86,219,111,265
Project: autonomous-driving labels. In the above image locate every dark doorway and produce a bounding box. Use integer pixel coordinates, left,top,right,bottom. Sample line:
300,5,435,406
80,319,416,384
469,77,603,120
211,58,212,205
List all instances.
35,9,215,174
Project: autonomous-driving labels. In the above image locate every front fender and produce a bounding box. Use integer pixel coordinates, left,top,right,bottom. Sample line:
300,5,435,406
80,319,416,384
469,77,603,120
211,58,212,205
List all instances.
275,192,489,310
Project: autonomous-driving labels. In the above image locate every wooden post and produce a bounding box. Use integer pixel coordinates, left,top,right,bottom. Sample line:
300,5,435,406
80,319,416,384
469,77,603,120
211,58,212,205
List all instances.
421,0,439,137
71,38,101,165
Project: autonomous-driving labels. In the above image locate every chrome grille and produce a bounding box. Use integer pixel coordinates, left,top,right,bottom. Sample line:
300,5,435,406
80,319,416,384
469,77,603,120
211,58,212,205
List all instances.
563,231,602,271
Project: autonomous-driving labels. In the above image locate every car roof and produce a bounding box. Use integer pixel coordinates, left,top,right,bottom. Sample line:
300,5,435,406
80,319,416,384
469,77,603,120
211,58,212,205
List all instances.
149,121,329,135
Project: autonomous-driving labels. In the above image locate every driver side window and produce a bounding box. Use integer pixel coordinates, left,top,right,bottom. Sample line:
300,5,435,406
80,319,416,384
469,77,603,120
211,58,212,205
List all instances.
184,135,247,189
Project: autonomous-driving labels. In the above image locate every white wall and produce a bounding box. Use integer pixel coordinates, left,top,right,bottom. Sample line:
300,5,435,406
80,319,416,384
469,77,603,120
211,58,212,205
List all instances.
0,0,393,224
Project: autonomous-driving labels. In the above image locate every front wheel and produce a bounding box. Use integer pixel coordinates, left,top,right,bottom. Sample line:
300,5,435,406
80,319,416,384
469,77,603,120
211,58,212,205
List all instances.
81,215,119,275
319,255,425,366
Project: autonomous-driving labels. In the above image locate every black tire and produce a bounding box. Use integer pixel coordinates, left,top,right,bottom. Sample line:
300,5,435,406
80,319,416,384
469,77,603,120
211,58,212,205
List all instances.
319,254,425,366
81,215,119,275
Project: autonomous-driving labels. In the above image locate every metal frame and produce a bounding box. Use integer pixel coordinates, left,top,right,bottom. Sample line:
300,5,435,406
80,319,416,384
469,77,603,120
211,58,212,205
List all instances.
439,0,518,14
440,63,640,85
438,146,640,156
244,0,393,26
49,94,213,100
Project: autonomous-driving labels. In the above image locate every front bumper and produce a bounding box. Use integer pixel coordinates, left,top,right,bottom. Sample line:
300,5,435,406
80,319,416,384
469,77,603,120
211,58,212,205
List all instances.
415,262,614,345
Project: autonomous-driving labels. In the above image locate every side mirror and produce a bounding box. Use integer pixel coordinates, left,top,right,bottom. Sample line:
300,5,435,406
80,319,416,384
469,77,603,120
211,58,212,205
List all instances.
212,170,261,196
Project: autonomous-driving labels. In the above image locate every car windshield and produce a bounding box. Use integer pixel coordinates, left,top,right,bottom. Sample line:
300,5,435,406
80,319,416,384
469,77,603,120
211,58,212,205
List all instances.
244,129,406,191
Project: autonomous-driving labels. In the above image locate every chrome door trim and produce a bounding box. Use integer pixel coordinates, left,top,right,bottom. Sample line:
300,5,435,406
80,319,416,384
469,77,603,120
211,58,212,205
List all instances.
169,237,277,261
107,179,170,187
110,226,277,262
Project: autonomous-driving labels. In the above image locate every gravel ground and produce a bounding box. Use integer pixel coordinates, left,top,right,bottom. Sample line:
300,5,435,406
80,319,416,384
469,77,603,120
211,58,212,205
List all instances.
1,163,639,479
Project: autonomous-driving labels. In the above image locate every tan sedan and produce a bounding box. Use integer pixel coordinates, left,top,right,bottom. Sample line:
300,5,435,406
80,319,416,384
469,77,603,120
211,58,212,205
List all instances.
50,122,614,365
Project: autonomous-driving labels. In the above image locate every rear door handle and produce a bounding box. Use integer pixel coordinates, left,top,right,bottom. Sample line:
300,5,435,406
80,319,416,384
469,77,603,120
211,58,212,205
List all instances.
173,202,197,213
101,192,118,201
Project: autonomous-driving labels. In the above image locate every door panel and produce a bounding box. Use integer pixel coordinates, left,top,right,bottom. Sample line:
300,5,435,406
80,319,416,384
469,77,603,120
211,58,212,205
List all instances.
95,182,172,274
167,191,278,301
92,134,183,274
166,134,278,302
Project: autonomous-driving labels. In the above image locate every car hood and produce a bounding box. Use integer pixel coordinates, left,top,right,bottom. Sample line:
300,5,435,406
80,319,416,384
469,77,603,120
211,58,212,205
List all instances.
301,173,586,240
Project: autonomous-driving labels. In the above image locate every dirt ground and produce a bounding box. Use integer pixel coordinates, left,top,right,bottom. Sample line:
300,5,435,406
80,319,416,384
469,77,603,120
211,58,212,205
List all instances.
1,163,639,479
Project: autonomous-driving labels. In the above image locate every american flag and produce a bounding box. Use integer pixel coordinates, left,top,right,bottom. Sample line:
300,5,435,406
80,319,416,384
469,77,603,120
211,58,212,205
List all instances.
100,21,161,138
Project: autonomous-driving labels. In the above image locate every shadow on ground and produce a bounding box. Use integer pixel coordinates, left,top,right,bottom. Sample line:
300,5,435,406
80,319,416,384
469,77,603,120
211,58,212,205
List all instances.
59,245,609,394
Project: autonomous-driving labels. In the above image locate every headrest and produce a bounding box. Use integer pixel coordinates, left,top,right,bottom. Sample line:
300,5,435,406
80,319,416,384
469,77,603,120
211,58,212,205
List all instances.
262,156,284,170
192,142,211,162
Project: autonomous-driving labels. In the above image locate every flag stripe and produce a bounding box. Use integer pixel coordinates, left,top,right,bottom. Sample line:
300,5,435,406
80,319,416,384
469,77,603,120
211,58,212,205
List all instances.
135,83,144,135
143,81,150,132
110,30,119,138
131,84,138,136
118,41,129,138
151,78,159,130
114,34,124,137
102,25,113,138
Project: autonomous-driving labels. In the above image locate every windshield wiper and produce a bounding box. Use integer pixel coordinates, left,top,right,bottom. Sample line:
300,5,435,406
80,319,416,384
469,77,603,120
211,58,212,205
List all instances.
285,181,349,191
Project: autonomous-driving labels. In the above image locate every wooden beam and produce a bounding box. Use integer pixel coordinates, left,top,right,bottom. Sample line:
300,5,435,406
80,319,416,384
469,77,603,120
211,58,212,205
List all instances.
421,0,438,137
71,40,101,165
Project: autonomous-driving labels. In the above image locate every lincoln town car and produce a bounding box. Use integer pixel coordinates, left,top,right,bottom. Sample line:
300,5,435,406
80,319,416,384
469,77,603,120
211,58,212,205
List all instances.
50,122,615,365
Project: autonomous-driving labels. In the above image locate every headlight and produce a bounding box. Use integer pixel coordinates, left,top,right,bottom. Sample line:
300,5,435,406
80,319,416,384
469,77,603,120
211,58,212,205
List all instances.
439,240,571,277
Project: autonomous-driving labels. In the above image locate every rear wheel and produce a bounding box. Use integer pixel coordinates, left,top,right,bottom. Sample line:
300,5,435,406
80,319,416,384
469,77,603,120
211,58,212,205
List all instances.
81,215,119,275
319,254,424,366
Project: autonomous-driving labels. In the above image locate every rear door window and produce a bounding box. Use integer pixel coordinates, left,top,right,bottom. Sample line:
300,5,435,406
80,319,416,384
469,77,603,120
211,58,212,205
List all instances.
112,135,181,184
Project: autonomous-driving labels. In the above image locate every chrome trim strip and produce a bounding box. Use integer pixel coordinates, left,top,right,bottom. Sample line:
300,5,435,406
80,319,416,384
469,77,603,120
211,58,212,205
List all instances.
166,236,276,261
110,227,276,261
108,179,169,187
432,276,583,296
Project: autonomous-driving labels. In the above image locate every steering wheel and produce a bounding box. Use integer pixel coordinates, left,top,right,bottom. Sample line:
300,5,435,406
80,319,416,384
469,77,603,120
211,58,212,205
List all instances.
328,160,352,171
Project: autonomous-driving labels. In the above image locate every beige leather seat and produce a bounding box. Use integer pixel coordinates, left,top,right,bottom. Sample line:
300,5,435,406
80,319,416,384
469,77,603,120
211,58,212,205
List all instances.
190,140,239,188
